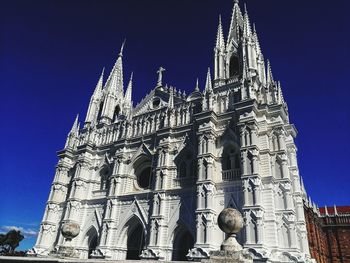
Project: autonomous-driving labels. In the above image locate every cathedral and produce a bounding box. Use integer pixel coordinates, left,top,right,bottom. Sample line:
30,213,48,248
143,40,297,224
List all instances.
30,1,314,262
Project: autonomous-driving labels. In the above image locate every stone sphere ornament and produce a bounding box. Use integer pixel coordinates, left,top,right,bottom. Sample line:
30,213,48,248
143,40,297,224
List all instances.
217,208,244,252
61,222,80,241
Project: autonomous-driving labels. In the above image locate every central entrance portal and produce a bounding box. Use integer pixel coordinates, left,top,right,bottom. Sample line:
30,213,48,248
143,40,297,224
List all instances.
172,227,194,261
126,223,145,260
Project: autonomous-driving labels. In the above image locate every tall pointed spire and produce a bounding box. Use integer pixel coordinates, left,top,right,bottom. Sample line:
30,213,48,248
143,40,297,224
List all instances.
266,60,274,86
243,4,252,38
216,15,225,50
253,23,262,56
124,72,133,105
70,114,79,136
325,205,329,216
105,42,125,95
205,68,213,92
227,0,243,46
93,68,104,95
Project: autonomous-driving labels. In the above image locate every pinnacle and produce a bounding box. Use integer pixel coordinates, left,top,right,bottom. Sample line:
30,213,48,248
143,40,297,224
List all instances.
205,68,213,92
228,0,243,45
125,72,133,106
195,78,200,91
216,15,225,49
70,114,79,135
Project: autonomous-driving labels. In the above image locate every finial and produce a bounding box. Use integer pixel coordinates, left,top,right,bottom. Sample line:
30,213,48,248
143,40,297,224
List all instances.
325,205,329,216
334,204,338,215
119,39,126,57
205,68,213,92
157,67,166,87
234,0,239,4
244,3,248,14
195,78,199,91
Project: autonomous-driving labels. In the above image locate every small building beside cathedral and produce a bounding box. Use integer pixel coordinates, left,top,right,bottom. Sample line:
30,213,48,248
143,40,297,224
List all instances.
30,1,315,262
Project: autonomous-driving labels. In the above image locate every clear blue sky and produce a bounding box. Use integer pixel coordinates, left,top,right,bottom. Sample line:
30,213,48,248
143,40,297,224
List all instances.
0,0,349,250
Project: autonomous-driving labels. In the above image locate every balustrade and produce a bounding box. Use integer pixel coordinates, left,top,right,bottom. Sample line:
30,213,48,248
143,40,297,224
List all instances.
222,169,241,181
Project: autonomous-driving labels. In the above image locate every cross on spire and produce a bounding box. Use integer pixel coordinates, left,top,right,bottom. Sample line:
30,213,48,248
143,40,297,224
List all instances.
119,39,126,57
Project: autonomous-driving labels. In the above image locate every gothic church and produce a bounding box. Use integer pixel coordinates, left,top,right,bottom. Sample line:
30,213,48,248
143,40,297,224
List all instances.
31,1,313,262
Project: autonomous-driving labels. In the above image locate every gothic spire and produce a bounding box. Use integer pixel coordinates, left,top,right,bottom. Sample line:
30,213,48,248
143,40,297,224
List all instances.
266,60,274,86
216,15,225,50
205,68,213,92
70,114,80,136
227,0,243,46
243,4,252,38
124,72,133,106
105,42,125,95
253,23,262,56
93,68,104,96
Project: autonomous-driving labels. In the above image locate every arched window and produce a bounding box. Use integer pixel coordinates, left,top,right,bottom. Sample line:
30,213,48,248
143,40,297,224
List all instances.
112,105,121,122
229,55,240,77
176,152,195,179
85,227,98,259
222,147,240,171
275,159,283,179
246,152,253,175
97,102,104,121
281,224,291,248
100,166,111,191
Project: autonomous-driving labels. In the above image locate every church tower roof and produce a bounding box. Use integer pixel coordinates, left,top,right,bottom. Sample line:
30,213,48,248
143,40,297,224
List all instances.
104,41,125,96
215,15,225,50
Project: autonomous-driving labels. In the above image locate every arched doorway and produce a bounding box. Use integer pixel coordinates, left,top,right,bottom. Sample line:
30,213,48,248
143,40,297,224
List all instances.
126,221,145,260
85,227,98,259
172,226,194,261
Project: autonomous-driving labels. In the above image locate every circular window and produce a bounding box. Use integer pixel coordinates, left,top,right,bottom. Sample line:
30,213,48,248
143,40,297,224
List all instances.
152,97,161,109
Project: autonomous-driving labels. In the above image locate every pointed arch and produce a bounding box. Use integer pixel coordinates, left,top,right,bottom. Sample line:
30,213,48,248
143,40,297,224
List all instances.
117,215,146,260
174,146,196,179
97,101,104,121
99,164,112,191
112,104,121,122
229,53,240,77
171,224,194,261
83,226,99,259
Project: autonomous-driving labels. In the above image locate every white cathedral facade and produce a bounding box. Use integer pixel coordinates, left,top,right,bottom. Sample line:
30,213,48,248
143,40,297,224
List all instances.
31,1,313,262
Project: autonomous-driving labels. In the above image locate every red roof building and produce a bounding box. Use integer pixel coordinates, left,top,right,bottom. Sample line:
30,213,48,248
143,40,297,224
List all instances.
305,203,350,263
